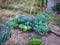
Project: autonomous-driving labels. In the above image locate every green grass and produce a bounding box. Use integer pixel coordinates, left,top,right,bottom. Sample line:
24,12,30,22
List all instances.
52,15,60,27
7,0,31,5
1,6,40,14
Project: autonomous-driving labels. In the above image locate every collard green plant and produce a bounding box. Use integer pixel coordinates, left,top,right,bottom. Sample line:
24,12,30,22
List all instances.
19,24,31,31
0,23,11,45
10,21,18,28
5,12,51,35
29,38,44,45
12,18,19,23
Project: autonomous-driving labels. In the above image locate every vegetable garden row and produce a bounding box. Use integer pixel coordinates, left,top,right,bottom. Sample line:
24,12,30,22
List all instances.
0,12,52,45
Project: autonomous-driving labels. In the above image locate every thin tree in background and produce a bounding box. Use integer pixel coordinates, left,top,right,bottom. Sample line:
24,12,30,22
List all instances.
37,0,44,11
37,0,47,11
30,0,35,15
41,0,44,11
37,0,41,7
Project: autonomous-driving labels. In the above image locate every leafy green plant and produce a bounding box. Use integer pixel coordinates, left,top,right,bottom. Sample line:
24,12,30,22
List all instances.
0,22,11,45
52,3,60,11
12,18,19,23
29,38,44,45
10,21,18,28
19,24,31,31
15,13,51,35
5,12,51,35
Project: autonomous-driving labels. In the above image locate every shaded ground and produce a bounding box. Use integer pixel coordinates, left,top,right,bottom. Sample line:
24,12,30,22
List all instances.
42,25,60,45
5,29,41,45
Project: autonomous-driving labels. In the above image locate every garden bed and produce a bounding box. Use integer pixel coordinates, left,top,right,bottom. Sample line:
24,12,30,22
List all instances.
0,12,59,45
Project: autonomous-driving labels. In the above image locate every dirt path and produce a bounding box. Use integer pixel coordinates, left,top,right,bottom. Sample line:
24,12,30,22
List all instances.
42,33,60,45
5,29,41,45
42,25,60,45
